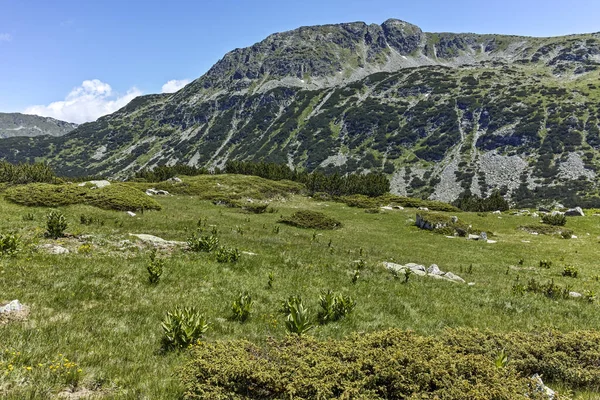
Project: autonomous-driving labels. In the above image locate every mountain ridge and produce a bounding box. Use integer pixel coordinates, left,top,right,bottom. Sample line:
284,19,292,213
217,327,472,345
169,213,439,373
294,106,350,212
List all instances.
1,19,600,207
0,112,78,139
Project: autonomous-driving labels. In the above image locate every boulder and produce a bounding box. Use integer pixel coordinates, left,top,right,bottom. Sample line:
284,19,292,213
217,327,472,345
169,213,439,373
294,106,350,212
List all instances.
0,300,23,314
564,207,584,217
443,272,466,283
479,232,488,241
427,264,443,275
468,234,480,240
451,216,459,223
146,188,170,196
129,233,185,247
77,180,111,189
380,206,394,211
531,374,556,399
167,177,183,183
492,210,502,215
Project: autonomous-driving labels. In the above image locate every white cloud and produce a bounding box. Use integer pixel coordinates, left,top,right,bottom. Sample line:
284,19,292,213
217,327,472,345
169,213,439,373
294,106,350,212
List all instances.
0,33,12,42
161,79,191,93
24,79,142,124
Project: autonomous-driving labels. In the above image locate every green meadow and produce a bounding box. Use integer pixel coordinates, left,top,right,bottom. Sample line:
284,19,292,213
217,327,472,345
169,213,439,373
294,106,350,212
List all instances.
1,175,600,398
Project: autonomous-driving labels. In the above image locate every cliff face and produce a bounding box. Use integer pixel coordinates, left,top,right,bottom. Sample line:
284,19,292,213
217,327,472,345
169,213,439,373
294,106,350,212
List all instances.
1,19,600,206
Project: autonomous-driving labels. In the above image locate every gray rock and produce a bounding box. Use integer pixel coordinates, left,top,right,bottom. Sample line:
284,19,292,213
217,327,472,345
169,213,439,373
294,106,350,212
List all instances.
0,300,23,313
427,264,443,275
405,263,426,272
492,210,501,215
451,216,458,223
479,232,488,241
487,239,497,244
393,206,404,210
167,177,183,183
551,210,565,216
538,207,550,212
569,291,583,298
145,188,170,196
129,234,185,247
380,206,394,210
531,374,555,399
418,207,429,211
39,244,70,254
443,272,466,283
126,211,136,217
468,234,480,240
564,207,584,217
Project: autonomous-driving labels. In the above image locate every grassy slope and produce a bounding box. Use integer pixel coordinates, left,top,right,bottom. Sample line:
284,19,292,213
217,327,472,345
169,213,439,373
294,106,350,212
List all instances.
1,175,600,397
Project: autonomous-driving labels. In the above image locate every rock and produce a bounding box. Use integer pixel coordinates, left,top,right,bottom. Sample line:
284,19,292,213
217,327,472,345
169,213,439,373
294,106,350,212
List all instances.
0,300,23,313
538,207,551,212
126,211,136,217
380,206,394,210
531,373,556,399
531,213,539,218
145,188,170,196
571,235,578,239
405,263,426,272
487,239,497,244
551,210,565,216
39,244,70,254
569,291,582,298
77,180,111,189
427,264,443,275
167,176,182,183
241,251,257,256
443,272,466,283
492,210,501,215
445,235,456,239
564,207,584,217
479,232,488,241
468,282,476,286
129,234,185,247
418,207,429,211
451,216,459,223
468,234,480,240
393,206,404,210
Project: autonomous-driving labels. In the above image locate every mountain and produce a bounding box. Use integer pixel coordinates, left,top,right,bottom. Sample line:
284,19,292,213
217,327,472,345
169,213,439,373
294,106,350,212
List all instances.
1,19,600,206
0,113,78,138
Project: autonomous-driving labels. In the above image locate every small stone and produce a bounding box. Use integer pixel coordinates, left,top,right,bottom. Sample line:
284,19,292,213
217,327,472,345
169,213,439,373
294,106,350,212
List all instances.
492,210,501,215
445,235,456,239
451,216,459,223
126,211,136,217
167,177,182,183
571,235,578,239
468,282,476,286
241,251,257,256
0,300,23,313
487,239,497,244
380,206,394,210
418,207,429,211
569,291,582,298
405,263,426,272
479,232,488,241
393,206,404,210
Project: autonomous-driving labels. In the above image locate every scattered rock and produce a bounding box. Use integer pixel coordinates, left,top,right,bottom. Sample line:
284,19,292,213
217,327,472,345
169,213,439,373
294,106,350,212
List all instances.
145,188,170,196
167,176,183,183
565,207,584,217
129,234,185,247
443,272,466,283
569,291,582,298
521,240,531,243
77,180,111,189
126,211,136,217
39,244,70,254
427,264,443,275
531,373,556,399
0,300,29,324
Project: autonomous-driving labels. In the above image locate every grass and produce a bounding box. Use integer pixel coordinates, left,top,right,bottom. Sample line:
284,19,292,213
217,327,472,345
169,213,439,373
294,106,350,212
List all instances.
1,176,600,397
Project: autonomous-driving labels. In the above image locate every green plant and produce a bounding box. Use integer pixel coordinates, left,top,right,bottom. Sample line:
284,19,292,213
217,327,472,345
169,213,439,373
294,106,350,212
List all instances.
0,233,21,256
267,272,274,289
318,290,356,324
147,249,164,284
231,292,253,322
80,214,104,226
215,246,240,263
494,348,509,369
22,212,34,221
77,243,92,254
187,233,219,252
539,260,552,269
542,213,567,226
352,270,360,284
584,290,596,303
403,268,413,284
161,306,209,350
284,299,313,336
562,265,579,278
279,295,303,315
45,210,68,239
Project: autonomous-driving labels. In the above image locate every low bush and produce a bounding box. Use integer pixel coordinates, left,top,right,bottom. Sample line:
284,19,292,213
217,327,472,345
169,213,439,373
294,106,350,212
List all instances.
340,194,459,212
562,265,579,278
181,329,576,399
45,211,67,239
542,213,567,226
161,306,209,350
279,210,342,230
5,183,161,211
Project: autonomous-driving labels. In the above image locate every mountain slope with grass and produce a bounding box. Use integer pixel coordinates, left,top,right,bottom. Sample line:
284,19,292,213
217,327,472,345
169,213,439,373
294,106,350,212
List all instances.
1,19,600,206
0,112,77,138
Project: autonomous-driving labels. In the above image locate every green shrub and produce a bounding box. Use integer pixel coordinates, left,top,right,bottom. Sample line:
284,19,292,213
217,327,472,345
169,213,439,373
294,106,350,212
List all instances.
279,295,303,315
181,329,558,399
187,234,219,253
0,161,57,184
539,260,552,269
562,265,579,278
147,249,164,285
542,213,567,226
79,214,104,226
0,234,21,256
45,210,67,239
231,292,253,323
21,213,34,221
284,299,313,336
279,210,342,230
161,306,209,350
317,290,356,324
215,246,240,263
5,183,161,211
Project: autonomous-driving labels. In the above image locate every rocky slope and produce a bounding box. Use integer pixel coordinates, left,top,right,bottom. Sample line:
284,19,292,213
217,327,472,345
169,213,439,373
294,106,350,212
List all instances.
0,113,77,138
1,19,600,206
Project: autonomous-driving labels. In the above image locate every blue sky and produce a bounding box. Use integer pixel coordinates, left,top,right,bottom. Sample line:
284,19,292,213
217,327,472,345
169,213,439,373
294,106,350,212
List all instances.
1,0,599,122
